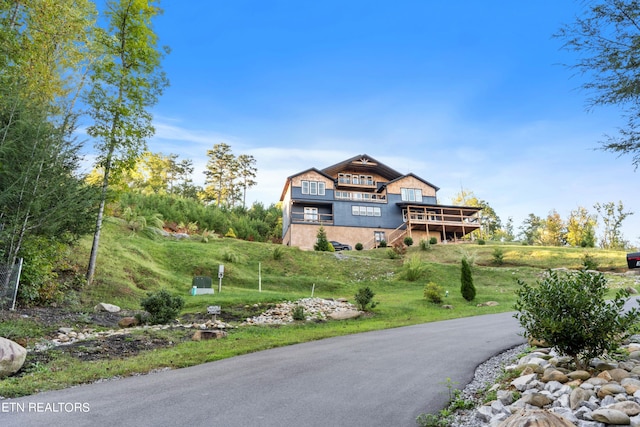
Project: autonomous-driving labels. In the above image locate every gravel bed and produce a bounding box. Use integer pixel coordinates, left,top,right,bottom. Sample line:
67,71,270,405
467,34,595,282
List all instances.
449,343,528,427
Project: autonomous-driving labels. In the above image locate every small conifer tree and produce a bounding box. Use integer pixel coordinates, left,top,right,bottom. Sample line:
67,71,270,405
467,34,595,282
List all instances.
314,226,331,251
460,257,476,301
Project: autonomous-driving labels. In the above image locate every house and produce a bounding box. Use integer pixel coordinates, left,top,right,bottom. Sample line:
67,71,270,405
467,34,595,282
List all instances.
279,154,482,250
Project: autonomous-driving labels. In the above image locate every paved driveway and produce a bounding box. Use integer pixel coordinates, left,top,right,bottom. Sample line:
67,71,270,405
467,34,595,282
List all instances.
3,312,524,427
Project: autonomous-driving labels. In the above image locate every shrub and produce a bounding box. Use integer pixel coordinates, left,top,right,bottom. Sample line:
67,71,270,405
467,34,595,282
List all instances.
403,236,414,246
386,248,401,259
514,270,640,369
492,247,504,266
429,237,437,245
272,246,284,260
403,255,426,281
424,282,444,304
223,249,239,263
140,289,185,325
582,252,599,270
292,305,305,321
477,239,486,245
355,242,363,251
419,239,431,251
378,240,387,248
460,258,476,301
225,227,236,238
354,287,377,311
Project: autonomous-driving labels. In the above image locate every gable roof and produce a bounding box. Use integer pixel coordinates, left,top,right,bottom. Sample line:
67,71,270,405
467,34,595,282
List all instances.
321,154,404,181
385,172,440,192
279,168,334,201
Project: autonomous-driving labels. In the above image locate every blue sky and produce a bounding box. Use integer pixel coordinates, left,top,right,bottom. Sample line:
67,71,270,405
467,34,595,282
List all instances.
137,1,638,245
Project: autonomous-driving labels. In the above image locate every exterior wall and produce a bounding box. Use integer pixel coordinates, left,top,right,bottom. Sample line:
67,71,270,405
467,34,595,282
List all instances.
286,223,405,250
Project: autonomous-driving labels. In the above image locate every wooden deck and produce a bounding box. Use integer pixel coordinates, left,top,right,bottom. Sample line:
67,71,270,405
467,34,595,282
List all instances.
402,204,481,240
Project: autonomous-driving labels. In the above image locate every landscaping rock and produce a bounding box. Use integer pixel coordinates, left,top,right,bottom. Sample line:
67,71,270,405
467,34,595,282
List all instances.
0,337,27,378
94,303,121,313
498,409,575,427
192,330,227,341
118,317,139,328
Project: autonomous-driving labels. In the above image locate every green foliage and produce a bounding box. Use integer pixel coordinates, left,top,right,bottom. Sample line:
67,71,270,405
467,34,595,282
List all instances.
492,247,504,266
314,226,331,251
292,305,305,321
419,239,431,251
140,289,185,325
378,240,387,248
355,242,363,251
403,236,414,246
84,0,169,284
582,252,599,270
272,246,284,260
424,282,444,304
225,228,237,238
514,270,640,369
222,249,239,263
429,237,437,245
403,255,426,281
477,239,486,245
386,248,401,259
416,378,473,427
354,287,377,311
460,258,476,301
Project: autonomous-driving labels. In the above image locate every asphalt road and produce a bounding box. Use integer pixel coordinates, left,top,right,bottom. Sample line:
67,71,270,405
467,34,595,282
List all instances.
2,312,524,427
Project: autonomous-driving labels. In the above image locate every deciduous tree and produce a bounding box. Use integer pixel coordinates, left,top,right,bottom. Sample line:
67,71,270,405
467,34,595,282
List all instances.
594,201,633,249
85,0,169,285
566,206,597,247
556,0,640,167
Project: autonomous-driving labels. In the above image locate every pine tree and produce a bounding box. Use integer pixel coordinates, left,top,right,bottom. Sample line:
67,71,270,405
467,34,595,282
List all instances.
460,257,476,301
314,226,330,251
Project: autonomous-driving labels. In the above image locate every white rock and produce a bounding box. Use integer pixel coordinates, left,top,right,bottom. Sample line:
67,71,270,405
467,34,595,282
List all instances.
94,302,121,313
0,337,27,378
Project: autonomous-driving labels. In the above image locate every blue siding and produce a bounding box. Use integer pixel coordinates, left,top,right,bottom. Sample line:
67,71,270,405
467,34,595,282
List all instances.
332,200,403,228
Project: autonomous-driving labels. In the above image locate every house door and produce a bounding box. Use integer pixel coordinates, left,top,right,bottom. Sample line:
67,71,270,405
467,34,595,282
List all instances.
304,207,318,222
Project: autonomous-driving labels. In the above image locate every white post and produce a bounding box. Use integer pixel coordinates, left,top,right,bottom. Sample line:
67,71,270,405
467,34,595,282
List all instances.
311,283,315,298
259,262,262,292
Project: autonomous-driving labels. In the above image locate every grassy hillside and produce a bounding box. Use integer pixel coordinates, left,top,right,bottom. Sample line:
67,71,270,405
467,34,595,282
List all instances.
1,219,637,398
76,219,636,317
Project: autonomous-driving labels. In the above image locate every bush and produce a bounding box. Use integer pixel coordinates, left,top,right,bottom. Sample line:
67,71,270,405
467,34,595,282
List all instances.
582,252,599,270
355,242,363,251
386,248,401,259
460,258,476,301
354,287,377,311
292,305,305,321
477,239,486,245
419,239,431,251
424,282,444,304
492,248,504,266
140,289,185,325
223,249,239,263
272,246,284,260
429,237,437,245
225,227,237,238
378,240,387,248
514,270,640,369
403,255,426,281
403,236,414,246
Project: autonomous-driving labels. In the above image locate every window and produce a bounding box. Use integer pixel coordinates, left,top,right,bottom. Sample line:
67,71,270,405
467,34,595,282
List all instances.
401,188,423,202
301,180,325,195
351,206,381,216
304,207,318,221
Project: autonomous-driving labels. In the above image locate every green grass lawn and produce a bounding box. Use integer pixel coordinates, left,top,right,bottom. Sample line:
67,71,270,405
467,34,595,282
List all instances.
1,220,637,397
